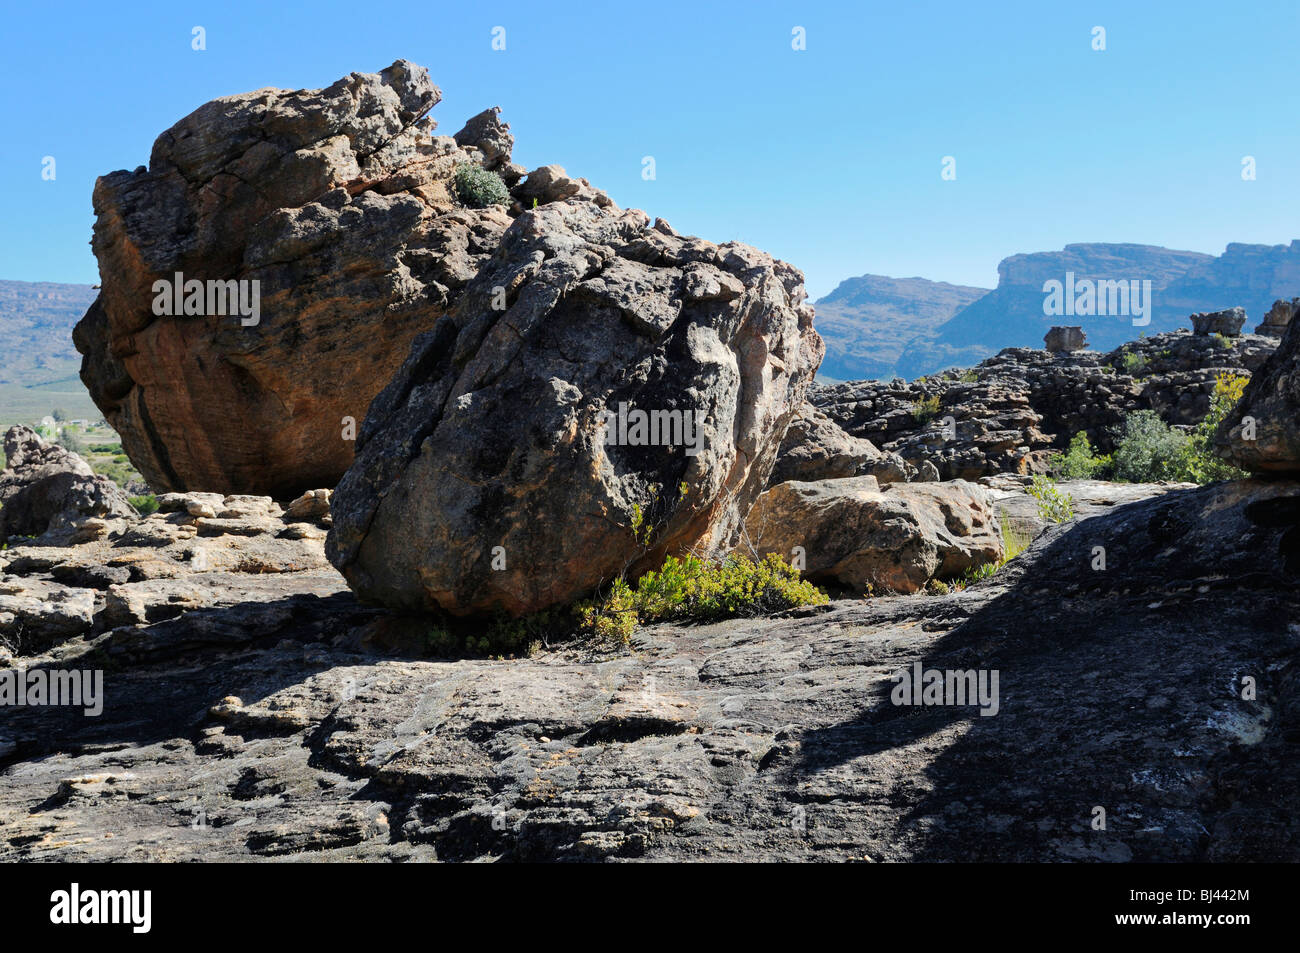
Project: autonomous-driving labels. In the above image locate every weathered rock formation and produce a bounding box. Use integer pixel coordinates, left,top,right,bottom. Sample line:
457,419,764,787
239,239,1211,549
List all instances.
1043,326,1085,352
0,426,136,541
746,476,1002,593
768,403,911,485
0,487,335,657
327,203,823,617
1216,316,1300,473
1256,297,1298,337
73,61,519,498
818,328,1278,480
1190,307,1246,336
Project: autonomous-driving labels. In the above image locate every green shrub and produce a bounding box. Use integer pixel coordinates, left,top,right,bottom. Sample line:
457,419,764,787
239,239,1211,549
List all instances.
453,163,510,208
1110,411,1192,482
911,394,941,423
1109,373,1246,484
1050,431,1112,480
1120,351,1148,376
1027,474,1075,523
578,552,827,639
128,494,159,516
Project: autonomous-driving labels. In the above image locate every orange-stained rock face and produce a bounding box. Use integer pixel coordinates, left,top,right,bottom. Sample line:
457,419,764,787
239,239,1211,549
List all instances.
74,60,517,498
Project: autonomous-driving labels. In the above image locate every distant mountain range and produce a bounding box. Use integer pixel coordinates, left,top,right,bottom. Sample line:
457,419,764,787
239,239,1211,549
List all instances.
820,241,1300,380
0,279,99,426
813,275,989,380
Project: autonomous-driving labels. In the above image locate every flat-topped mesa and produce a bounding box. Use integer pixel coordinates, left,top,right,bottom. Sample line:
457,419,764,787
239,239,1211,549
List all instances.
326,210,824,617
74,60,533,498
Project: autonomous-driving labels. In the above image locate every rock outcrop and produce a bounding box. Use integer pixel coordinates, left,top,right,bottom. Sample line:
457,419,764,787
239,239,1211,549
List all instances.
0,426,136,541
818,328,1278,480
1215,317,1300,473
745,476,1002,593
1256,297,1298,337
769,403,910,485
1190,307,1246,336
1043,326,1085,352
73,61,517,498
0,487,336,657
327,205,824,617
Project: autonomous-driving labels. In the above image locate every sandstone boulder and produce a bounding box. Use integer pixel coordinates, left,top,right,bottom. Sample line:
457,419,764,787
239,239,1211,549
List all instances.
327,209,823,616
769,402,910,485
1043,326,1086,352
745,476,1002,594
74,60,516,498
1215,316,1300,472
1190,307,1246,336
0,426,136,541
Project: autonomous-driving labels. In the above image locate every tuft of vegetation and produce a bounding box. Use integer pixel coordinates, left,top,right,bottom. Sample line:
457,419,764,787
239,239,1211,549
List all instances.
453,162,510,208
1050,431,1112,480
911,394,942,423
128,494,159,516
935,518,1032,592
1120,351,1148,376
1027,474,1075,523
577,553,828,641
1212,332,1234,349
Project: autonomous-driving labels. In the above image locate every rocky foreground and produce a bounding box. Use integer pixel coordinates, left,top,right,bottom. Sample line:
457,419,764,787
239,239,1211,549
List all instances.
1,471,1296,861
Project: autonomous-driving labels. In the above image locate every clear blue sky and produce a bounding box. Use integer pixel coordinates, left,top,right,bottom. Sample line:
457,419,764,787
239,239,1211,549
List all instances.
3,0,1297,298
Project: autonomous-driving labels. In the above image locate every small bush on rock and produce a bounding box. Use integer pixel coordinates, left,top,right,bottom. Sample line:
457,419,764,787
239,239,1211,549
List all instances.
578,553,828,641
453,162,510,208
912,394,941,423
1027,474,1075,523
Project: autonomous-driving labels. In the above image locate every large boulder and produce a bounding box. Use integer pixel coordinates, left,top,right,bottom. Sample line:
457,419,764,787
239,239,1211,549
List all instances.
0,426,136,540
73,60,516,498
327,207,823,616
769,402,911,485
1215,315,1300,472
744,476,1003,594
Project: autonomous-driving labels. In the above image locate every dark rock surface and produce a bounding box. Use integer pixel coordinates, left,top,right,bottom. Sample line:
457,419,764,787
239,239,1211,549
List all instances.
1043,326,1085,352
2,477,1296,861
